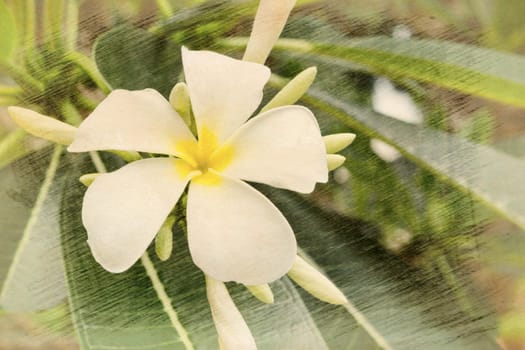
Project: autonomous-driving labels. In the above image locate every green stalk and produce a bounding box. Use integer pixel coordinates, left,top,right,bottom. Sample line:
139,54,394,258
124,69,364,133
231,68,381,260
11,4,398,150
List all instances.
0,85,23,96
0,96,18,106
44,0,64,49
24,0,36,49
60,100,83,126
8,0,36,48
74,93,100,111
0,62,44,95
434,254,474,316
65,51,111,94
64,0,79,51
155,0,173,18
0,128,30,169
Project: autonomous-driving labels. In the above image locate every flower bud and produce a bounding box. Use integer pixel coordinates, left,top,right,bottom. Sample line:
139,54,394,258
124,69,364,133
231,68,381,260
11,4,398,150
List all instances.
8,106,77,145
261,67,317,113
108,150,142,163
323,133,356,154
287,255,347,305
206,276,257,350
155,215,176,261
327,154,345,171
79,173,100,187
169,82,192,128
246,284,274,304
243,0,297,64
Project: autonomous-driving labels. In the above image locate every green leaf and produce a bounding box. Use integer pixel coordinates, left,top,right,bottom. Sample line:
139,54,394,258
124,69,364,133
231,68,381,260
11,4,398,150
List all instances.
93,24,182,97
297,85,525,232
274,36,525,109
0,145,68,311
0,1,17,62
59,152,495,349
266,188,496,349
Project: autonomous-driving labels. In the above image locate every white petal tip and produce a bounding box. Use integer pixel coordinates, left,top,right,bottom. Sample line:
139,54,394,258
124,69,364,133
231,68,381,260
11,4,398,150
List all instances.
87,240,131,274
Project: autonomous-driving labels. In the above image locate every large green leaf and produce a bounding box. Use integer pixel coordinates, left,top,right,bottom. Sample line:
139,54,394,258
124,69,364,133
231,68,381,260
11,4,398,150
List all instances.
0,145,69,311
266,188,497,350
59,152,495,349
295,84,525,233
272,36,525,108
93,24,182,97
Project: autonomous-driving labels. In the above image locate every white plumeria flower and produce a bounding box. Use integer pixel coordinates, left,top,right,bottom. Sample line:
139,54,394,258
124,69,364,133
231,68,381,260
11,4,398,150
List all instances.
68,47,328,285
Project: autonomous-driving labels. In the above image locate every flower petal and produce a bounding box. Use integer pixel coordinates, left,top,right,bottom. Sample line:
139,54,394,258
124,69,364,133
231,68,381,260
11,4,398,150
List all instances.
181,48,270,143
83,158,190,273
221,106,328,193
187,177,296,285
68,89,195,155
206,276,257,350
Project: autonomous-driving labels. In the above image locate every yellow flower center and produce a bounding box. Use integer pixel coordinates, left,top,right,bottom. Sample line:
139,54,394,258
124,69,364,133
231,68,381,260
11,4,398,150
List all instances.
176,126,234,185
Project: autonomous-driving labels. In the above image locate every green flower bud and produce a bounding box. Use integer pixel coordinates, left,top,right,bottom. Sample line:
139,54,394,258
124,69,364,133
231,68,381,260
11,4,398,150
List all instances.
79,173,100,187
169,83,192,128
288,255,347,305
245,284,274,304
323,133,356,154
327,154,346,171
261,67,317,113
155,215,176,261
8,106,77,146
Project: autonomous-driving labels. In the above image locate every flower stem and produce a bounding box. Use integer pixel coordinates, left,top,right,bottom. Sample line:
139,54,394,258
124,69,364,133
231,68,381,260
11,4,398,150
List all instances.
434,253,475,316
0,85,23,96
88,151,107,173
64,0,79,51
65,51,111,94
60,100,83,126
0,62,44,95
0,128,30,169
43,0,64,50
73,93,100,111
0,95,19,106
9,0,36,50
155,0,173,18
219,37,314,54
